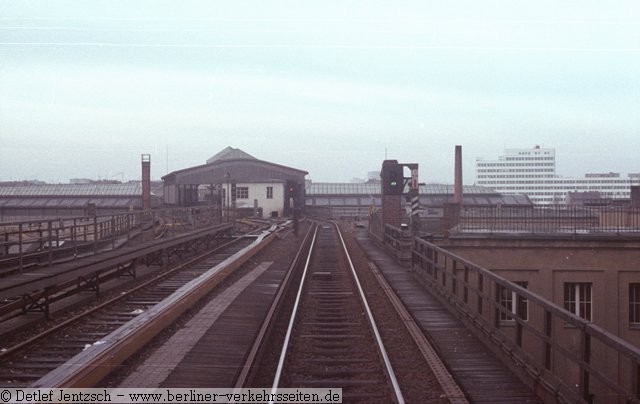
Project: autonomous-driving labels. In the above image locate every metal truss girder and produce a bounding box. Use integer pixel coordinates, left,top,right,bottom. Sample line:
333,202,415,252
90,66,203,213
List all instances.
116,260,137,279
77,272,100,296
22,289,52,319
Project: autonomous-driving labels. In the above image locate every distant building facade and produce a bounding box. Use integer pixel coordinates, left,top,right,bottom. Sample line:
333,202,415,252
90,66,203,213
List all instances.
476,146,640,204
162,147,307,218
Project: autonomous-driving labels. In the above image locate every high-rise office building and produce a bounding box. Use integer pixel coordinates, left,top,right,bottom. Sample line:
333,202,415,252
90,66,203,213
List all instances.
476,146,639,204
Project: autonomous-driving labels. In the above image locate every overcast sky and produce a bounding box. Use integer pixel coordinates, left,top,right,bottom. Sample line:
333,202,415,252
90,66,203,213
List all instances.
1,1,639,184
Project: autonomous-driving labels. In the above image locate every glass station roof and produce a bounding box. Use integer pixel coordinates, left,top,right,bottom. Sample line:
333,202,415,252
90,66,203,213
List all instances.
305,182,498,196
0,183,143,197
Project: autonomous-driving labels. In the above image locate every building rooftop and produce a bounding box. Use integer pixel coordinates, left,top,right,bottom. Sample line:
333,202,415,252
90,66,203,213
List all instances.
305,182,498,196
206,146,257,164
303,182,532,207
0,197,142,209
163,146,308,184
0,183,160,215
0,183,144,197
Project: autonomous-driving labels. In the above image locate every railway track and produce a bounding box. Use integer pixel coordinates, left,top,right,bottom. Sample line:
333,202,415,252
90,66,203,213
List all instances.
271,222,404,403
2,219,467,401
0,233,258,387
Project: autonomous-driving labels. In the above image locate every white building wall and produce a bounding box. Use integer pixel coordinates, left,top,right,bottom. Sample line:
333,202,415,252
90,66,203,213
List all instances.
232,182,286,217
163,184,177,204
476,146,640,204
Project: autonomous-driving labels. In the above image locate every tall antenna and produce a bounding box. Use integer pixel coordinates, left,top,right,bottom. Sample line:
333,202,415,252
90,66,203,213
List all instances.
166,144,169,174
385,147,388,160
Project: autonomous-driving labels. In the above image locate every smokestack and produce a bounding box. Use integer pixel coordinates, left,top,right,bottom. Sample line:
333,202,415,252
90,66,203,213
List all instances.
453,145,463,205
142,154,151,210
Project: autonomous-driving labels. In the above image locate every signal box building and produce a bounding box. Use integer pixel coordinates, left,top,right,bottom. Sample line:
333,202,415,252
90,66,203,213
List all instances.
161,147,307,218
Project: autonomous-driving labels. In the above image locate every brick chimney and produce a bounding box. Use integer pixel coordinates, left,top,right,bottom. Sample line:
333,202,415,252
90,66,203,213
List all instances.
453,145,463,205
142,154,151,210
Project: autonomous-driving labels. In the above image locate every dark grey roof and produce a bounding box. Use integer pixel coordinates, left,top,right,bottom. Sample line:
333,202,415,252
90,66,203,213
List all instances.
305,182,381,195
416,194,532,207
0,197,142,209
305,182,499,196
566,191,602,200
421,183,499,195
163,149,308,184
0,183,144,197
303,182,532,207
206,147,257,164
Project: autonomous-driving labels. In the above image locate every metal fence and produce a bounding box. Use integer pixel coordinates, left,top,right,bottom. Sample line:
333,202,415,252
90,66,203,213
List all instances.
0,206,221,271
456,205,640,235
412,237,640,403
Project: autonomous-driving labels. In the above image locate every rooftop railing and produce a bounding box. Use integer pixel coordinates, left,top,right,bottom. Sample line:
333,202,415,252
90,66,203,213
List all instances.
0,206,221,272
456,205,640,235
412,237,640,403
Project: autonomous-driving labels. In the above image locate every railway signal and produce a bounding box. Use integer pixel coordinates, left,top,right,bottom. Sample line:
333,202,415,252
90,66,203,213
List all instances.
381,160,404,195
287,182,296,199
286,180,300,236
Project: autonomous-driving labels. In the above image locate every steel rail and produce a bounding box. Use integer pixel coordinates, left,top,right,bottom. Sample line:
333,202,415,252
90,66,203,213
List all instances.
0,222,235,321
0,231,253,361
270,221,405,403
270,225,318,398
32,227,281,388
367,259,468,403
334,221,405,404
233,222,316,389
0,222,234,295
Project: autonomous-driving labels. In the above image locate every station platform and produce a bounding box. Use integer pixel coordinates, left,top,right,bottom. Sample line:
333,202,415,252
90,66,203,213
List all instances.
118,259,285,388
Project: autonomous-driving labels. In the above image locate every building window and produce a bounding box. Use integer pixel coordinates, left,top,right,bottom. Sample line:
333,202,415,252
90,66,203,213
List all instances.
564,282,592,321
630,284,640,325
236,187,249,199
498,281,528,321
266,186,273,199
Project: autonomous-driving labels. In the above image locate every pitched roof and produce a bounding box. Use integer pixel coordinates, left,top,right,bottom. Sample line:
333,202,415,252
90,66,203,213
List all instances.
206,147,257,164
162,147,308,182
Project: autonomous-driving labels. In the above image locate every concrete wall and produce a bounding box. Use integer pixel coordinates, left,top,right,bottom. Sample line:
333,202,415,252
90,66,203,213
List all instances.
402,234,640,401
435,236,640,348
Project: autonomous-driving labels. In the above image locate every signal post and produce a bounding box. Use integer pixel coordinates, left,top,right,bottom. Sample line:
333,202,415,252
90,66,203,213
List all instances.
286,180,300,236
381,160,404,228
380,160,419,231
